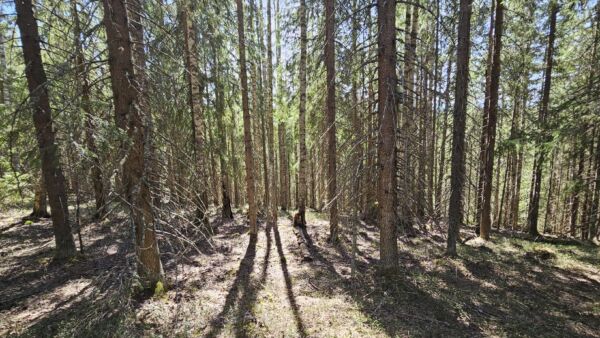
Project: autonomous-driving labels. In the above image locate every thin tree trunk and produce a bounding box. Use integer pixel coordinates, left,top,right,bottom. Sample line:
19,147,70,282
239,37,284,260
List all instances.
237,0,258,233
213,45,233,219
325,0,338,242
71,0,105,219
266,0,278,227
527,3,558,237
181,3,209,225
570,149,585,237
297,0,308,225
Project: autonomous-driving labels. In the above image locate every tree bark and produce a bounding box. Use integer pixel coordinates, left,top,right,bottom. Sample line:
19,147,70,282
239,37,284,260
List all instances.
446,0,473,256
237,0,258,233
31,173,50,218
297,0,308,226
16,0,76,259
325,0,338,242
479,0,504,240
266,0,278,227
377,0,399,271
71,0,105,219
181,2,210,225
103,0,164,287
527,2,558,237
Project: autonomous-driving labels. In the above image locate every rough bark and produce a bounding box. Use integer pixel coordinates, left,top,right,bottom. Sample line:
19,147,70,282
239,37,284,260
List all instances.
479,0,504,240
377,0,399,271
237,0,258,233
297,0,308,226
16,0,76,259
446,0,473,256
103,0,164,287
266,0,278,227
181,3,209,225
31,173,50,218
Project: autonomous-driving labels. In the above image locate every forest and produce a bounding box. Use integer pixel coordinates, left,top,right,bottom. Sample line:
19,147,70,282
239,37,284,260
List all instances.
1,0,599,336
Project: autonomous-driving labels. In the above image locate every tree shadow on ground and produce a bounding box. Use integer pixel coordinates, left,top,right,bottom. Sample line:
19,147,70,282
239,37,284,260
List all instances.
273,226,307,337
293,218,600,337
204,232,260,338
294,224,482,336
0,217,134,337
444,244,600,336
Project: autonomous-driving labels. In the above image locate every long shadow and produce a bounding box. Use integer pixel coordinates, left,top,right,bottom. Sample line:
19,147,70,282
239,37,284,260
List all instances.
294,225,484,337
0,229,129,313
274,226,308,338
204,233,257,338
2,215,133,337
452,245,600,336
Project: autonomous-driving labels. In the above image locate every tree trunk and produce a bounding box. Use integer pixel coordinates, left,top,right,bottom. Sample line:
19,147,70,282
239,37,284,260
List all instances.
479,0,504,240
237,0,258,233
476,0,497,231
435,54,453,219
181,3,209,224
266,0,278,227
71,0,105,219
569,149,585,237
527,3,558,237
103,0,164,287
297,0,308,225
31,173,50,218
377,0,399,271
16,0,76,259
446,0,473,256
325,0,338,242
212,43,233,220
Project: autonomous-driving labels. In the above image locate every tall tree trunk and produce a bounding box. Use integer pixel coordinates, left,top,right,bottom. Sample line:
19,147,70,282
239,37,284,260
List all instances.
435,55,453,218
181,2,209,225
71,0,105,219
377,0,399,271
476,0,497,231
479,0,504,240
401,2,418,230
266,0,278,227
237,0,258,233
297,0,308,225
103,0,164,287
213,47,233,219
527,2,558,237
16,0,76,259
446,0,473,256
325,0,338,242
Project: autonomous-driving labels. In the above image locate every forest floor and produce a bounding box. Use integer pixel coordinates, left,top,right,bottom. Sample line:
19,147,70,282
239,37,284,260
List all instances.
1,208,599,337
